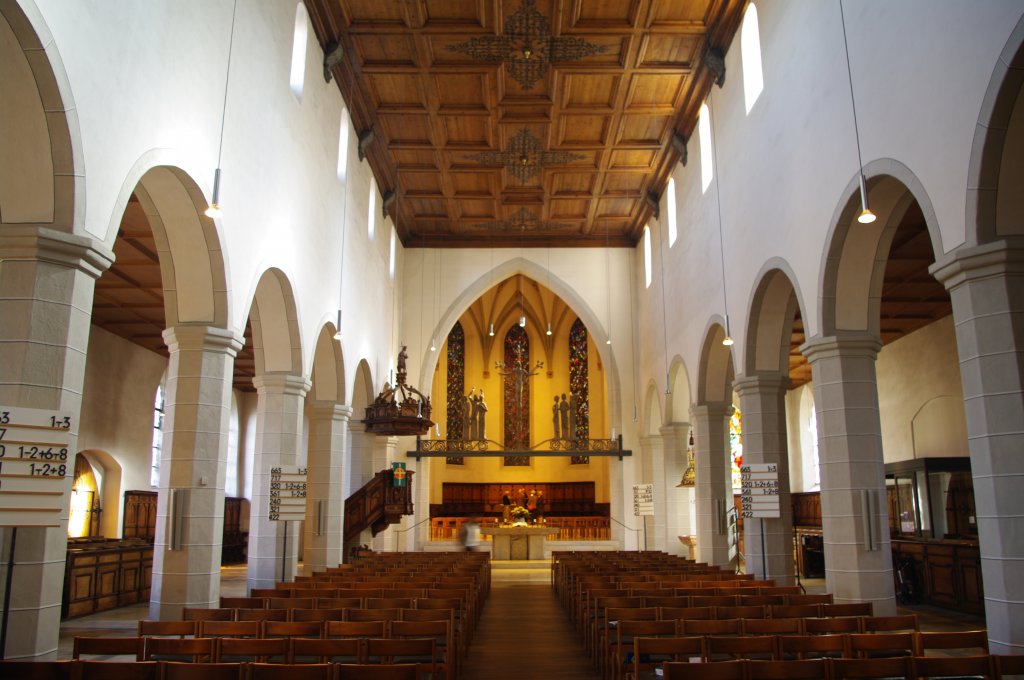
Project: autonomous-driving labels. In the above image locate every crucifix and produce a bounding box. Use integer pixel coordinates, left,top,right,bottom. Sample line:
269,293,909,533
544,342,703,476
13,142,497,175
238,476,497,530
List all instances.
495,344,544,448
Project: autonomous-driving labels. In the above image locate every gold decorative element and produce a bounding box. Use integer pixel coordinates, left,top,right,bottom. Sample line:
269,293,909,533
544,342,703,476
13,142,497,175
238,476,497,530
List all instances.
467,127,584,184
363,346,434,436
678,429,696,487
447,0,606,90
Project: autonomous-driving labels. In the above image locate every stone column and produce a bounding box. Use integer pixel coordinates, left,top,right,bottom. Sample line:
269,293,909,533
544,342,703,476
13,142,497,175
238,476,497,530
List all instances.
150,325,243,620
691,403,733,567
733,373,795,584
639,435,666,551
801,335,895,615
0,228,112,659
660,422,692,557
302,402,351,572
370,435,398,551
247,373,311,591
931,240,1024,653
348,421,372,490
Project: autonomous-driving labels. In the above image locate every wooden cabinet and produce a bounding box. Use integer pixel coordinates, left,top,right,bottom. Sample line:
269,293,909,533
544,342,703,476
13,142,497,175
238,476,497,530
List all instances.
891,539,983,615
63,539,154,618
122,490,157,541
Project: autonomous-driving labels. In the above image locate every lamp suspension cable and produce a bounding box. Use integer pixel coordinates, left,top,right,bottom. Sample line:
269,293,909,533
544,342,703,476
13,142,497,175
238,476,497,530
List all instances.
334,116,353,342
489,248,496,337
205,0,239,218
545,246,553,336
708,91,734,347
430,249,439,352
628,246,639,423
839,0,876,225
604,221,612,345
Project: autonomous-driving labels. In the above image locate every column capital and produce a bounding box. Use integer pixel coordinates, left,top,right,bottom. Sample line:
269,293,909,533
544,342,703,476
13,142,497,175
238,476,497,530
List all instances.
691,402,734,420
253,373,312,397
800,333,882,363
732,373,789,397
0,226,114,279
930,239,1024,290
162,325,244,357
640,434,665,450
308,401,354,421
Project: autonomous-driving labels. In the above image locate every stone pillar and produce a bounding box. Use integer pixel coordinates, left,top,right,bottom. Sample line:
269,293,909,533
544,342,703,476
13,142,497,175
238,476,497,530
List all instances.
733,373,795,584
248,373,311,591
660,422,692,557
348,421,372,490
931,240,1024,653
370,436,398,551
639,435,666,551
801,335,895,615
0,228,112,659
691,403,733,567
150,325,242,619
303,402,351,572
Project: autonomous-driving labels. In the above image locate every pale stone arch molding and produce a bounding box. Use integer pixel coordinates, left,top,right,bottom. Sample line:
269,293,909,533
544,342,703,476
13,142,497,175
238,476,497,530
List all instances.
310,322,346,404
76,448,123,539
418,256,624,431
665,356,694,423
350,358,375,414
967,14,1024,244
818,161,944,337
743,260,807,376
697,317,735,405
122,161,231,328
245,267,305,380
642,380,663,437
0,0,82,231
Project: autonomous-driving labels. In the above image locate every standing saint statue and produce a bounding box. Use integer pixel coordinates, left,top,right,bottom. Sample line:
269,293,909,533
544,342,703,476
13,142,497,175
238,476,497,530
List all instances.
568,392,578,441
476,390,488,440
559,394,570,439
461,389,473,441
552,396,561,440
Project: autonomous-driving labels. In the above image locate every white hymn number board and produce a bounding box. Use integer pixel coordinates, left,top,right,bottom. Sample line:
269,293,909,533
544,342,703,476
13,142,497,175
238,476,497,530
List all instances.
740,463,781,519
269,465,308,521
0,406,75,528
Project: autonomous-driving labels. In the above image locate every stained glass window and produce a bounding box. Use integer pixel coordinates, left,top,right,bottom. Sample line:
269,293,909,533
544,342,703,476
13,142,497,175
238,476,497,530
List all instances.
569,318,590,464
446,321,465,465
730,407,743,490
503,324,530,465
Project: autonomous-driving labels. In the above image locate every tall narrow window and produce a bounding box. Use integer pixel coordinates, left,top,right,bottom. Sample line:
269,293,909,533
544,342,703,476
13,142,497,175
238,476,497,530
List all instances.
446,322,466,465
503,324,530,465
226,392,239,497
289,3,309,101
368,183,377,239
699,103,713,193
741,4,764,114
337,109,351,181
388,225,397,280
150,382,165,488
643,225,652,288
667,177,678,246
569,318,590,464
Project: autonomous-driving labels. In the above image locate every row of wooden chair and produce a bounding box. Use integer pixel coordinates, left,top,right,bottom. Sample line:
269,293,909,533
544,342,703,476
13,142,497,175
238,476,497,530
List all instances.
0,660,421,680
185,600,466,621
645,655,1024,680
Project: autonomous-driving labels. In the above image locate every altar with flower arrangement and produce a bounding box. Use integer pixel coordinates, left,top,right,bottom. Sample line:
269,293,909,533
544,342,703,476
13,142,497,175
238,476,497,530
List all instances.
481,525,560,560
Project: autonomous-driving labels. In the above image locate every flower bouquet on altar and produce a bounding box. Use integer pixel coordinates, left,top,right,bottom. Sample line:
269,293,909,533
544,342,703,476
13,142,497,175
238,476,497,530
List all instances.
510,505,531,526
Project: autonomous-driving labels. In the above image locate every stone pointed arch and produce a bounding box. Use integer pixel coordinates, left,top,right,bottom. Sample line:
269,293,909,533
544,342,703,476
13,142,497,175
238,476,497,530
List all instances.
247,268,304,378
351,359,375,412
665,356,693,423
967,14,1024,244
125,162,231,328
818,161,943,337
310,322,346,403
697,318,735,404
0,0,82,232
418,256,623,430
743,260,807,376
643,380,663,436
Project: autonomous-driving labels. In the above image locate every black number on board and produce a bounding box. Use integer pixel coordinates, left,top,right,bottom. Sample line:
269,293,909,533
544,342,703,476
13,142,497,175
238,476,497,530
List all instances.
0,412,9,424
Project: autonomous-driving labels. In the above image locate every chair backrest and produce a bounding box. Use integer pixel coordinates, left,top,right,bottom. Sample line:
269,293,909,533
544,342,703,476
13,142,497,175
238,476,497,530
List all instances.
993,654,1024,679
264,620,324,638
643,595,691,608
914,655,993,680
692,595,740,608
663,659,746,680
718,605,767,620
659,606,714,622
849,632,915,658
705,634,778,661
326,619,389,638
348,608,403,622
78,660,158,680
771,604,821,619
220,597,264,609
236,608,289,622
160,662,245,680
268,597,316,610
831,656,914,679
137,620,196,637
335,663,419,680
747,659,828,680
143,636,215,662
366,597,414,610
183,608,235,622
779,634,850,659
215,636,290,663
291,637,363,664
914,630,989,655
743,618,804,635
682,618,742,636
401,608,454,623
787,594,833,606
317,597,364,609
72,636,143,660
249,663,334,680
821,603,872,618
861,615,918,633
198,620,261,638
292,608,345,622
804,617,861,635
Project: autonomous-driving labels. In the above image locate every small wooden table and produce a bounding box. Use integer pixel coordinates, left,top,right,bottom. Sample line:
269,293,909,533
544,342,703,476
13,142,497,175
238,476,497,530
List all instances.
481,526,560,560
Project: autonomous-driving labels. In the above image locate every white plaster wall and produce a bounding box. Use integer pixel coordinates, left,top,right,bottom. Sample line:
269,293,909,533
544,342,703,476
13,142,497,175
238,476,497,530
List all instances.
33,0,401,403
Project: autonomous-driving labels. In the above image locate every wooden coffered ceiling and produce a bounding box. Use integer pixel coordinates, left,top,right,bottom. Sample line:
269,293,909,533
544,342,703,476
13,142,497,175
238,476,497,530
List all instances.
305,0,747,248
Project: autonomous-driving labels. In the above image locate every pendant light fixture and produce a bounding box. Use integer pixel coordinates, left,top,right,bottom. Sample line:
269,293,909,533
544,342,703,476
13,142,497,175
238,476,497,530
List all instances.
205,0,239,218
605,215,613,345
839,0,876,225
488,248,496,336
545,246,553,336
707,93,734,347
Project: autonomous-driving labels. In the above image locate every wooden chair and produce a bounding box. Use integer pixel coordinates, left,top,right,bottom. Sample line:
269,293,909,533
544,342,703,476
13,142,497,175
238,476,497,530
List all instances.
778,634,850,660
771,604,821,619
292,608,345,623
659,606,714,624
237,608,288,622
914,655,994,680
681,618,742,636
992,654,1024,680
264,620,323,638
142,636,215,662
609,619,676,680
291,637,362,664
366,637,437,680
831,657,914,679
78,660,159,680
183,607,235,622
748,659,828,680
739,594,787,607
662,659,746,680
267,597,316,610
787,594,833,606
804,617,862,635
366,597,415,610
160,662,245,680
849,632,916,658
137,620,196,638
821,603,873,618
392,620,453,680
220,597,264,609
642,595,691,608
198,620,260,638
249,663,334,680
915,630,989,656
631,636,704,680
743,618,804,636
718,605,767,620
335,663,420,680
861,615,918,633
215,636,290,663
0,661,77,680
692,595,739,608
705,634,778,661
72,635,143,661
326,619,389,639
316,597,364,609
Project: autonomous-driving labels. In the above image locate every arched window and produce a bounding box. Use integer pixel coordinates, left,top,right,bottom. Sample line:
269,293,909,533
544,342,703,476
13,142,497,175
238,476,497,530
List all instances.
503,324,530,457
226,392,240,497
368,183,377,239
667,177,678,246
389,224,397,280
730,407,743,491
741,3,764,114
808,400,820,488
337,108,351,181
289,2,309,101
699,103,713,193
643,225,652,288
569,318,590,464
150,381,165,488
446,322,466,465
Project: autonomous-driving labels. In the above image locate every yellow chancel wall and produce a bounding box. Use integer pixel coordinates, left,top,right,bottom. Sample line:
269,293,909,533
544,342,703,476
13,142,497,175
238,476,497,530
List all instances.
427,276,610,506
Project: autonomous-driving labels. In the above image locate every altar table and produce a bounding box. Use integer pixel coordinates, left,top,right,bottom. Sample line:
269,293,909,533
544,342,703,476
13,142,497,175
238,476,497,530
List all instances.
481,526,560,560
